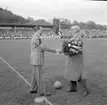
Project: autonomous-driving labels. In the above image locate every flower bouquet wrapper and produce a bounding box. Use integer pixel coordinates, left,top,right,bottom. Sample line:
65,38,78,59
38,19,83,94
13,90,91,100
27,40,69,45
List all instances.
62,39,83,57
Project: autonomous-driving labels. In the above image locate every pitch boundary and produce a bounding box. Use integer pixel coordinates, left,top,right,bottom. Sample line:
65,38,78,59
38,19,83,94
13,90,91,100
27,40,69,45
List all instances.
0,57,54,105
0,57,31,86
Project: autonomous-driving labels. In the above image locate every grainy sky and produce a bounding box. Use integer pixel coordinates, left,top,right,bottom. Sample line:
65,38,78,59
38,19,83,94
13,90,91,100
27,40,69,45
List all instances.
0,0,107,25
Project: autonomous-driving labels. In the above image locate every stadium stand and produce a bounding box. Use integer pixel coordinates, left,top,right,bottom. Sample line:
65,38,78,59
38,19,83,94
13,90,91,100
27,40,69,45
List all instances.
0,27,107,39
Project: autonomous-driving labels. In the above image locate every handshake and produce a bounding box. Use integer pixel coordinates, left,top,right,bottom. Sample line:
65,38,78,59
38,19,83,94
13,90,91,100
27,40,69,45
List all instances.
56,49,62,55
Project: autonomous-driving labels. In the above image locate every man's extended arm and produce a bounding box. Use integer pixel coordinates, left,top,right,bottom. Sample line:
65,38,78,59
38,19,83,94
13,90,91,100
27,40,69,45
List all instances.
40,44,57,53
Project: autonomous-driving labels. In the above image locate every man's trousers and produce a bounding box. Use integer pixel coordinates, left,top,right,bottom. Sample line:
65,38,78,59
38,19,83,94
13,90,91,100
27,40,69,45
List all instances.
30,65,44,95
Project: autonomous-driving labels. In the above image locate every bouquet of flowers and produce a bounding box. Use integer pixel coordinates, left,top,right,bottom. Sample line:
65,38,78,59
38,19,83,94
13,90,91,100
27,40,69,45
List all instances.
62,39,83,57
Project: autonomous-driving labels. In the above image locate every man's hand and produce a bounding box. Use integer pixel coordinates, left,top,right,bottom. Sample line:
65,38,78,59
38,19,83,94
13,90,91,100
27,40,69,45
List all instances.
56,49,62,55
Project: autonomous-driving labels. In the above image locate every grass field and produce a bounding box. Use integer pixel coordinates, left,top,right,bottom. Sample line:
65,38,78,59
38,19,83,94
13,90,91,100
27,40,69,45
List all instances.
1,39,107,105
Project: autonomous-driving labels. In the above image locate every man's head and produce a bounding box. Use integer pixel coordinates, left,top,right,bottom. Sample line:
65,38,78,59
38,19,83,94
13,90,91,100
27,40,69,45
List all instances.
33,26,43,36
33,26,40,32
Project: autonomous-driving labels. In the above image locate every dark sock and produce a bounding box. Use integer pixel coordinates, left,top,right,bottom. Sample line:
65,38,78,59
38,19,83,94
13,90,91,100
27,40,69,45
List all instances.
71,81,77,90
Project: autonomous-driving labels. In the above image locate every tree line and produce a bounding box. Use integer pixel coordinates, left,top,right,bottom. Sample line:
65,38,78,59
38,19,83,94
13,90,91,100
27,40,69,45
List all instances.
0,7,50,25
0,7,29,23
53,18,107,31
0,7,107,31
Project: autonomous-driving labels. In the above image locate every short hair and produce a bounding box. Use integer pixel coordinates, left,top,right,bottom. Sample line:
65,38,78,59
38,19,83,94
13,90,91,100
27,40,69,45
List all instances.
70,25,80,31
33,26,40,31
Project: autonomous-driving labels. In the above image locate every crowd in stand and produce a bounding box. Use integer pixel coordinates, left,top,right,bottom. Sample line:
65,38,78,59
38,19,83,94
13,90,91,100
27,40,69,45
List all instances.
61,29,107,38
83,30,107,38
0,27,107,39
0,28,35,38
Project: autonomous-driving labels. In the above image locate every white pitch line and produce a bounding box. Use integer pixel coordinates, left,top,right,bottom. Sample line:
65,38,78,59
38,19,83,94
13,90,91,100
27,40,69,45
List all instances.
0,57,31,86
0,57,54,105
45,98,54,105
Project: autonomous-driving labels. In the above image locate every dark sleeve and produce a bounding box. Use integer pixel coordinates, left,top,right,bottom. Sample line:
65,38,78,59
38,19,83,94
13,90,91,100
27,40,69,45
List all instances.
78,38,83,52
